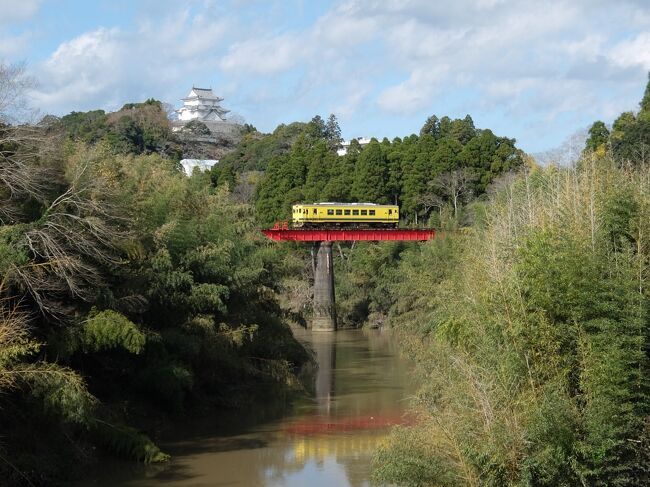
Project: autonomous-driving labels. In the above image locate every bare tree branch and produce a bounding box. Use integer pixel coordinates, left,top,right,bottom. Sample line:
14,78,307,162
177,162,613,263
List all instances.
0,62,35,124
433,168,478,218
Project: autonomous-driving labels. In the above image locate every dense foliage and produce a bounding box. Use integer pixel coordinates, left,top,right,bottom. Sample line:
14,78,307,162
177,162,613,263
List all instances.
215,114,343,175
57,99,179,157
373,158,650,486
0,71,309,484
372,75,650,486
585,72,650,164
53,98,246,162
253,115,524,226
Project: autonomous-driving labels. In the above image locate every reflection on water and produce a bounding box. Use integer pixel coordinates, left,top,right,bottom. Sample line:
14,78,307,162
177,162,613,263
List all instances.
80,329,414,487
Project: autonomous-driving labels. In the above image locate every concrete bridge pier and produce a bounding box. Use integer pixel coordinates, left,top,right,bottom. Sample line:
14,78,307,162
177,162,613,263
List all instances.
312,241,337,331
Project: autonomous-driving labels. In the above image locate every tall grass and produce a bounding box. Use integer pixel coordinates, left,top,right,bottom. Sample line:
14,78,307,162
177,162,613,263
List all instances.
375,156,650,486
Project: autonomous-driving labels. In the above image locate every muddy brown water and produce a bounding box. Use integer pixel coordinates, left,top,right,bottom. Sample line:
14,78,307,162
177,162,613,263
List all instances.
78,328,415,487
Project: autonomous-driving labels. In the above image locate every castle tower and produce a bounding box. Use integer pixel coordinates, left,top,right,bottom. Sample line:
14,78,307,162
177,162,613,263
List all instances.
176,87,230,122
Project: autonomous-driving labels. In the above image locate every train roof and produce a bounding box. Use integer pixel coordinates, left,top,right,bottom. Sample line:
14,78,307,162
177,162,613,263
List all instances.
293,202,398,208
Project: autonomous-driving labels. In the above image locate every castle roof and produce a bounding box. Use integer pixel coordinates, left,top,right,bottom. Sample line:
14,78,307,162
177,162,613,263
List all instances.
182,87,222,101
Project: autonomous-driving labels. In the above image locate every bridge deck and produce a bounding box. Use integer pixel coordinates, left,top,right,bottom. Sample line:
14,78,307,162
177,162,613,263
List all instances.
261,227,436,241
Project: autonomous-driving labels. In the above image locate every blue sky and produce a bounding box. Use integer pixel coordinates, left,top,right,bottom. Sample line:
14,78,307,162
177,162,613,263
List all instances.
1,0,650,154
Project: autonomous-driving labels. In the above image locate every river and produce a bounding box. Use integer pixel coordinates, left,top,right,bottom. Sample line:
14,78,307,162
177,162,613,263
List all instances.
80,328,415,487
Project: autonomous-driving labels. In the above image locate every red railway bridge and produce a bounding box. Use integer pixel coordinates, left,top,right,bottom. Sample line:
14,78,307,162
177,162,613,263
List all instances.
261,222,436,331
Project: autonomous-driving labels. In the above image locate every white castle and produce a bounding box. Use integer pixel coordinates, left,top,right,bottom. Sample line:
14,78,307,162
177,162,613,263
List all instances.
173,87,241,138
176,87,230,122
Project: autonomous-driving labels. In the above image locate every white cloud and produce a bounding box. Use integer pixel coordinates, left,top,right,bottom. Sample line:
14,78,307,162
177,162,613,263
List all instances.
0,0,40,26
31,10,232,114
220,34,305,74
311,5,379,47
0,0,39,57
218,3,381,76
0,32,31,58
34,28,125,109
330,0,649,126
378,66,449,114
609,32,650,70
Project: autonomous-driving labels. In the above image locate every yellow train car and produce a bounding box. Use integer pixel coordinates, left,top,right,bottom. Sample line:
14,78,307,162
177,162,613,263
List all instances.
292,202,399,228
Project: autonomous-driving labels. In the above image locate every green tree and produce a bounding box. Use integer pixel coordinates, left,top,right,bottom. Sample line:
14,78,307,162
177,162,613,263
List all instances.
303,140,333,202
352,139,388,203
399,143,424,220
450,114,476,144
585,121,610,153
610,111,650,164
439,116,452,138
324,113,343,150
431,137,463,172
460,129,502,190
59,110,108,143
182,119,211,136
420,115,440,138
306,115,326,140
211,162,236,189
385,144,404,205
323,153,354,201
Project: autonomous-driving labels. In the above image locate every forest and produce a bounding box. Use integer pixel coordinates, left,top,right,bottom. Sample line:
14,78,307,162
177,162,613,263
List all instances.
0,64,308,484
2,56,650,486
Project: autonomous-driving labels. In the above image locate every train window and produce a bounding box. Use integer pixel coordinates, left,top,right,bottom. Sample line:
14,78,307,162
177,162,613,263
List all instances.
313,209,317,214
344,209,351,215
336,209,342,215
369,210,375,216
361,210,367,215
352,209,359,215
327,209,334,215
388,209,392,215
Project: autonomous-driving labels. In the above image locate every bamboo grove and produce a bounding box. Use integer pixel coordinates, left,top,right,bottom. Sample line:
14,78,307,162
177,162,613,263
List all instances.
0,64,309,485
371,75,650,486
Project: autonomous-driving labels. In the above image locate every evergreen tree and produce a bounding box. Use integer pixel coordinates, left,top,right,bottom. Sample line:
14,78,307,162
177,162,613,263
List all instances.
346,138,362,160
431,137,463,172
284,134,310,185
214,162,236,188
460,129,499,190
420,115,440,138
323,139,361,201
386,141,404,205
303,141,332,202
380,137,392,154
610,111,650,165
254,154,292,224
323,153,354,201
585,121,610,153
249,113,522,223
352,139,388,203
400,144,425,219
439,116,453,138
324,113,342,150
306,115,326,140
450,115,476,144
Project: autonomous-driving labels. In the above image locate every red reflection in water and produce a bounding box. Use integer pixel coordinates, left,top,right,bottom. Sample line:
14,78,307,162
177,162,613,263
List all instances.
283,413,415,435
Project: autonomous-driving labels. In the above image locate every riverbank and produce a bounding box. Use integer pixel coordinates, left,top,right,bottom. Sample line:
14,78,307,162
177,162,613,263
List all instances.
74,328,415,487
